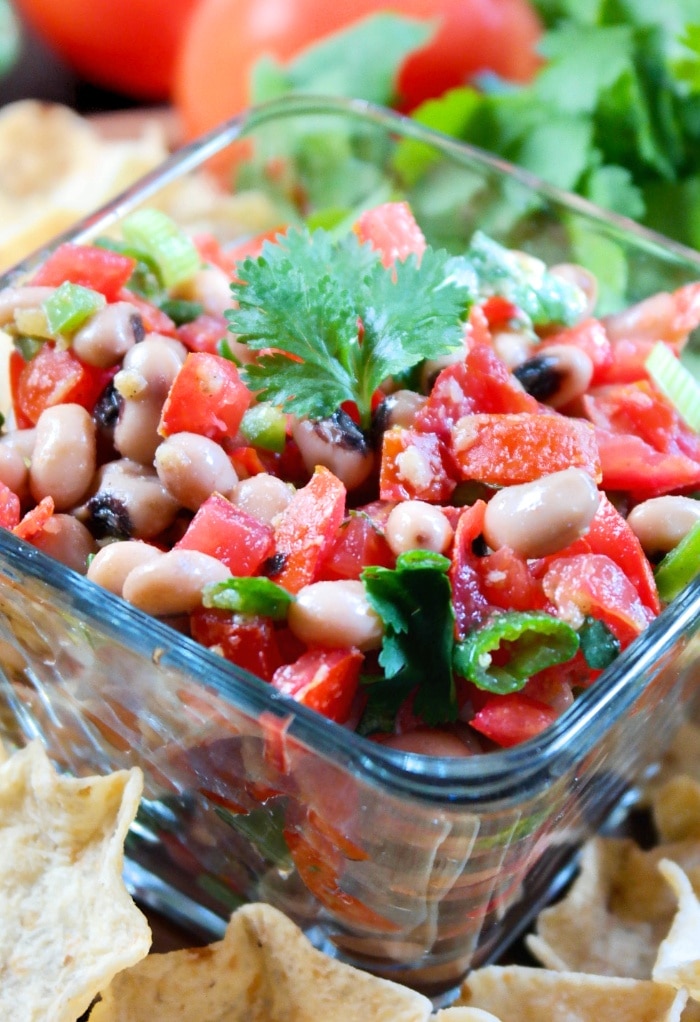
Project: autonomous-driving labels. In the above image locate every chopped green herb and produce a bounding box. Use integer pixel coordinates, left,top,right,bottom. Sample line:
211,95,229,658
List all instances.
453,610,580,695
361,550,457,725
202,577,294,620
578,615,620,670
228,226,470,430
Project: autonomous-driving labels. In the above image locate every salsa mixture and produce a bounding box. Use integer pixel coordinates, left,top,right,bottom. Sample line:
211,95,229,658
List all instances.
1,201,699,755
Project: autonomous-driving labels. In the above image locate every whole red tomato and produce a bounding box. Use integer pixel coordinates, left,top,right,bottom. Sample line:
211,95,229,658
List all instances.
14,0,200,100
174,0,543,142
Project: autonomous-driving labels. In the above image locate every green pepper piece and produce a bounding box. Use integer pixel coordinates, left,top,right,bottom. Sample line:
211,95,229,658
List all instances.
43,282,105,336
239,402,288,453
453,610,580,694
202,577,294,620
158,298,204,326
655,519,700,603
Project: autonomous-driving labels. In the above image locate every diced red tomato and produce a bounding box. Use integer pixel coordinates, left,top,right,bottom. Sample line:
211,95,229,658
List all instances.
320,506,395,582
380,426,456,502
450,412,602,486
479,295,520,328
271,647,363,724
353,201,426,267
593,428,700,497
175,493,274,575
0,482,20,530
177,313,228,354
190,605,283,681
14,496,55,540
31,243,136,301
543,553,654,648
159,351,252,442
584,495,660,615
470,692,559,747
477,545,549,613
541,318,613,384
10,346,114,427
449,500,490,636
271,466,347,593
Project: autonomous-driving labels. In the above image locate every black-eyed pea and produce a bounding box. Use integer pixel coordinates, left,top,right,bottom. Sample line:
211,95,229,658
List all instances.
155,432,238,511
292,412,374,491
175,266,233,317
483,467,601,559
491,330,534,370
122,549,231,616
27,514,97,574
77,458,180,540
71,301,144,368
513,344,594,408
231,472,293,526
87,540,164,596
627,495,700,556
385,500,454,556
374,389,427,431
29,404,96,511
288,579,383,652
419,342,468,393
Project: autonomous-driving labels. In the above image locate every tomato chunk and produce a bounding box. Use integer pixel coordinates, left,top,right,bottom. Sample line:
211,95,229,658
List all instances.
380,427,456,502
270,466,347,594
271,647,363,724
190,605,282,681
470,692,559,748
354,201,426,266
175,493,274,575
0,482,20,530
31,243,136,301
10,345,114,427
159,351,252,441
451,413,601,486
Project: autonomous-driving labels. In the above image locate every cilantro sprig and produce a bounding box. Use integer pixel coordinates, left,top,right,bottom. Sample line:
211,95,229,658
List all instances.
227,227,470,430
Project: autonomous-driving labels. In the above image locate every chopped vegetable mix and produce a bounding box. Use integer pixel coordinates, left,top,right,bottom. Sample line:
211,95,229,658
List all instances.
1,201,699,758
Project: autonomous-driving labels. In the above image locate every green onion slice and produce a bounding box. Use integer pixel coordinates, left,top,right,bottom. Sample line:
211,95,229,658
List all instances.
646,341,700,433
654,518,700,603
453,610,580,694
121,209,201,289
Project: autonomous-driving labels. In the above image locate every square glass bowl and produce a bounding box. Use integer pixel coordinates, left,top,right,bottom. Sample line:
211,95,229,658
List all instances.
0,95,699,997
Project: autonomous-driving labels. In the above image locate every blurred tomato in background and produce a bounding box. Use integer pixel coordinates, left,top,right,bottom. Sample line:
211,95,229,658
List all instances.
175,0,543,141
12,0,200,100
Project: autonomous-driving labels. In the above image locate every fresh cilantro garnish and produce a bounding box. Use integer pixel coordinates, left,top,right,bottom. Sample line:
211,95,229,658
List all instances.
227,227,470,430
578,615,620,670
361,550,457,726
202,577,294,620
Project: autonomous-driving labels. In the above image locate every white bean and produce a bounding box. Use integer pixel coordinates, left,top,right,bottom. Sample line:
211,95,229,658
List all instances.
0,441,30,500
385,501,454,556
87,540,163,596
113,335,187,464
175,266,234,317
71,301,144,368
27,514,97,573
292,414,374,491
375,389,427,430
492,330,534,370
483,467,601,559
231,472,293,525
288,579,383,652
29,403,96,511
627,495,700,555
122,549,231,616
155,432,238,511
0,286,54,326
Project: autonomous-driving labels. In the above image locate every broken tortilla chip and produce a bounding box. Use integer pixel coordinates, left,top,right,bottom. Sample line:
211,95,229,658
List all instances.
652,858,700,1000
88,901,432,1022
455,964,689,1022
0,740,151,1021
652,775,700,843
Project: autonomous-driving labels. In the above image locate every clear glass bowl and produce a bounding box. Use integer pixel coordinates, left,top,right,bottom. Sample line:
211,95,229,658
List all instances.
0,95,699,997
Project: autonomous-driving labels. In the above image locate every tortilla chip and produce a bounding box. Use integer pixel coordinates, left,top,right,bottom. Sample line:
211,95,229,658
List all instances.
433,1010,503,1021
652,858,700,999
88,901,432,1022
525,835,700,978
647,722,700,796
0,740,151,1021
455,965,688,1022
653,776,700,843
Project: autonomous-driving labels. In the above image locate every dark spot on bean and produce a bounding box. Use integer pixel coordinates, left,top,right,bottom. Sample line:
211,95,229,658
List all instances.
130,313,146,345
314,409,369,453
513,355,564,402
471,534,488,557
93,381,123,431
369,399,392,447
262,553,287,578
84,494,133,540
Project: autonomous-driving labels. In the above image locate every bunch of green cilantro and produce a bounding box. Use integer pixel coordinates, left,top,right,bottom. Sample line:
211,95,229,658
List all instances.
246,0,700,250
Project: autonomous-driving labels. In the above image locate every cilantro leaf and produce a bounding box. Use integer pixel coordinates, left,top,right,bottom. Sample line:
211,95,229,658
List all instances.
361,550,457,726
228,227,469,429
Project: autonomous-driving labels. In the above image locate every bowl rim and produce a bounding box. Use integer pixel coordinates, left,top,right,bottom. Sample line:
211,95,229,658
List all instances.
1,93,698,805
